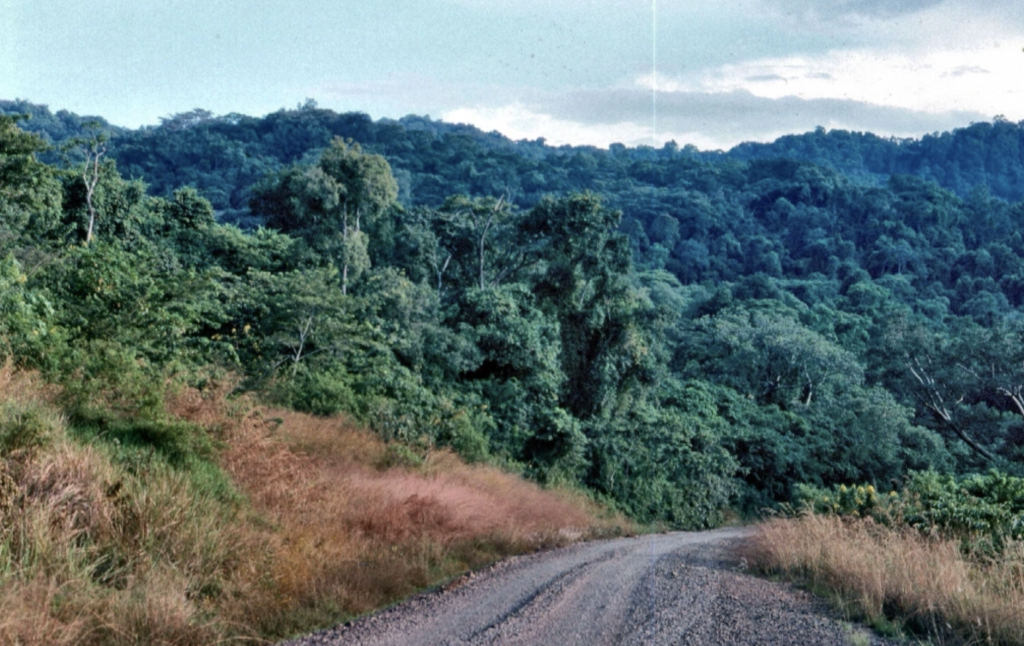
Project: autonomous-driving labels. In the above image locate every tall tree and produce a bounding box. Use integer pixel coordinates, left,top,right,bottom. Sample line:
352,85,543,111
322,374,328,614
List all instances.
318,138,397,294
523,193,646,420
252,138,397,294
435,193,515,290
62,122,109,244
0,114,62,244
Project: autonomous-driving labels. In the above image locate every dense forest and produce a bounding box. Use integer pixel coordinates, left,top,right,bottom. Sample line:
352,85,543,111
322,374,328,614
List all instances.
3,99,1024,526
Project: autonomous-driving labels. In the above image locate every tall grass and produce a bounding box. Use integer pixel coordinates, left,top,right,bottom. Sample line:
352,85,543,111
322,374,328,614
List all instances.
746,514,1024,645
0,368,251,645
1,366,629,643
218,407,626,637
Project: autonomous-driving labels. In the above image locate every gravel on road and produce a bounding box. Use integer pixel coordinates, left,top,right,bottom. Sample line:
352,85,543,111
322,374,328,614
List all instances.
280,527,896,646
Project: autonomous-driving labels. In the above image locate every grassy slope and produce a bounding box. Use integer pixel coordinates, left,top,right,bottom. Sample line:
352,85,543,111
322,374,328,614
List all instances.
0,368,630,645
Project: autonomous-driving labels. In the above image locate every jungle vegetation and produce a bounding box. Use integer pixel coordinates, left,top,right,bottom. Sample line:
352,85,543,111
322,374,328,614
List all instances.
4,99,1024,527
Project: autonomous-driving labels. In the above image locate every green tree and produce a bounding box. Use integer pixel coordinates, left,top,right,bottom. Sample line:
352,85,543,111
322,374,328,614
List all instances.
0,254,56,365
0,114,63,245
59,122,111,244
891,318,1024,468
43,240,226,367
57,156,168,249
523,193,645,420
587,380,739,527
234,267,349,379
318,138,397,293
252,138,397,294
882,317,1002,466
699,305,862,407
458,284,575,470
167,186,216,230
435,193,519,290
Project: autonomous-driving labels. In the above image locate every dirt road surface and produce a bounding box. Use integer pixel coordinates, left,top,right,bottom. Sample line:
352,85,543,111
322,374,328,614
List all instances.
281,527,893,646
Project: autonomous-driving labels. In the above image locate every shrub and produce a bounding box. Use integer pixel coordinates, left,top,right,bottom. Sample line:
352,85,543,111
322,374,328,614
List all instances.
793,470,1024,555
0,399,60,457
902,470,1024,554
794,482,883,517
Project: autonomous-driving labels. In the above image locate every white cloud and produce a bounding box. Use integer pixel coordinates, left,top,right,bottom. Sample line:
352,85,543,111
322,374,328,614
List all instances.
442,103,663,148
640,43,1024,121
442,102,740,150
441,89,984,152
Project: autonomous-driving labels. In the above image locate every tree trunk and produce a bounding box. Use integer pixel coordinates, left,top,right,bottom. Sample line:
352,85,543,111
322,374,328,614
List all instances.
83,147,103,244
341,205,349,296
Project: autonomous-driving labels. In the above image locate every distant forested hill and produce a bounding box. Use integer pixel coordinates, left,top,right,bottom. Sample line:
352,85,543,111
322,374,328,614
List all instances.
5,100,1023,211
728,119,1024,201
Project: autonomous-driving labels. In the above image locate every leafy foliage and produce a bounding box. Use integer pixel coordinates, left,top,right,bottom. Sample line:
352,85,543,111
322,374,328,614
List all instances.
797,470,1024,554
3,101,1024,526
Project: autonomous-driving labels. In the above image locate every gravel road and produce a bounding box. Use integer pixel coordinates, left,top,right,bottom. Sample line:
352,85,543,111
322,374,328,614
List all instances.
281,527,895,646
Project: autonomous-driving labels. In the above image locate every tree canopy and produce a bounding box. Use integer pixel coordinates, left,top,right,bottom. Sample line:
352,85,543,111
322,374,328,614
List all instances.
3,100,1023,525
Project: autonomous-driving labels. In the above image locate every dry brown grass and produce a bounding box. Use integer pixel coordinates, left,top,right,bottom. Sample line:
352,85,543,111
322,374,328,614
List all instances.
219,407,627,636
0,362,60,405
746,514,1024,645
0,364,627,643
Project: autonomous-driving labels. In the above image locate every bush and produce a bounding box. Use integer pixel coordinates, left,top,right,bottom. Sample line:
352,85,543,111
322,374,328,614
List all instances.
793,470,1024,555
902,470,1024,553
794,482,884,517
0,399,60,457
276,365,359,417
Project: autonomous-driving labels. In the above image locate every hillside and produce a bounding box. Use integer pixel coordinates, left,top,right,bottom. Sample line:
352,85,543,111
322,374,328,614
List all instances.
4,97,1024,642
3,100,1024,515
729,120,1024,201
0,366,624,644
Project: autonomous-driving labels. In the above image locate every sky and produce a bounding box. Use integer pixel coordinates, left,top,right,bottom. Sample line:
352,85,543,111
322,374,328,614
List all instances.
2,0,1022,151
